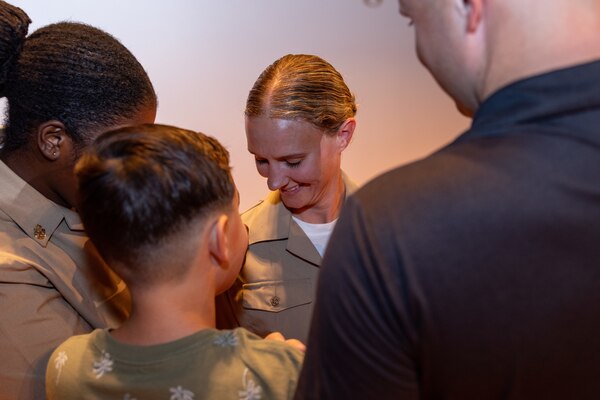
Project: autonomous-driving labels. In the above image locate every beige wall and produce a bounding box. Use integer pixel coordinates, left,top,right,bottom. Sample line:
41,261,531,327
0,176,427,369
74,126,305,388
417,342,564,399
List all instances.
13,0,469,210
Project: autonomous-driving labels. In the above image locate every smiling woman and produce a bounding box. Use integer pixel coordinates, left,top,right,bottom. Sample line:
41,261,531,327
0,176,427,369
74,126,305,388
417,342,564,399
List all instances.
216,54,358,344
246,116,350,221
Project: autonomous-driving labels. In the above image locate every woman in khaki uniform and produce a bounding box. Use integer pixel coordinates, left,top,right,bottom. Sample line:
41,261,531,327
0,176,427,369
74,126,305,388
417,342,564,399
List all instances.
0,2,157,397
217,54,358,344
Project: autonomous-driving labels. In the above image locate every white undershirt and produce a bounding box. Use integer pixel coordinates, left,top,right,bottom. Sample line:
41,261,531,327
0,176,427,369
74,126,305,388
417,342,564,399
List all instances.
291,216,338,257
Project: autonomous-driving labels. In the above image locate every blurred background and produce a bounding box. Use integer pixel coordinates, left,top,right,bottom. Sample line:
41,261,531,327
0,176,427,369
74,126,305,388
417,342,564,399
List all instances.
11,0,468,210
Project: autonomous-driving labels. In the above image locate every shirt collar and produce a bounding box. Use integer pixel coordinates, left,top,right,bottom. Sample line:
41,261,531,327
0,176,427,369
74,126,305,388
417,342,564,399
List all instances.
0,160,83,247
246,171,358,244
464,59,600,143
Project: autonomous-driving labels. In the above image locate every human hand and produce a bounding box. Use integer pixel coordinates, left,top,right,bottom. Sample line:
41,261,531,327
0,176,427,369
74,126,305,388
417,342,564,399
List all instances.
265,331,306,353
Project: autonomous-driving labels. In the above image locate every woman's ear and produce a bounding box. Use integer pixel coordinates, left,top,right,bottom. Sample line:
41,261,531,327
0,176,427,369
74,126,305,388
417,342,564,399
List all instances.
208,214,230,268
37,120,68,161
336,118,356,151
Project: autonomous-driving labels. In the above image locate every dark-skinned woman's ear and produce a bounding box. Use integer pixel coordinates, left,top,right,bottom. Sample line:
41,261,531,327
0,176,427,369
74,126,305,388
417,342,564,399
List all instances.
37,121,67,161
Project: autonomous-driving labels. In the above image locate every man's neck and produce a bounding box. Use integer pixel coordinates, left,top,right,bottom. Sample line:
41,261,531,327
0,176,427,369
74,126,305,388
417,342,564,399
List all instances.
481,0,600,101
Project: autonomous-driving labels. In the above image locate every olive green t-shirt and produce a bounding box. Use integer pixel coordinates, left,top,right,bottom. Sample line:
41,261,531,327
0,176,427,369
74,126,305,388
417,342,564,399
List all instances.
46,328,303,399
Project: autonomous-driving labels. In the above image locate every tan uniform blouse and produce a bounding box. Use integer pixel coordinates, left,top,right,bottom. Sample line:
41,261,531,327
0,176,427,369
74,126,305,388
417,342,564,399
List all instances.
0,161,130,399
216,173,357,344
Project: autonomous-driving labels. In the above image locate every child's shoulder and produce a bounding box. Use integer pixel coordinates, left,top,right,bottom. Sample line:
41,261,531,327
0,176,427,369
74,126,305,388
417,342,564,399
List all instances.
53,328,105,351
46,329,108,395
219,328,304,365
48,328,106,365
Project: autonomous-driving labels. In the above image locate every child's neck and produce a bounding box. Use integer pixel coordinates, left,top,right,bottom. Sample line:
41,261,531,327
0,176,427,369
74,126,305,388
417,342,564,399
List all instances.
110,284,216,346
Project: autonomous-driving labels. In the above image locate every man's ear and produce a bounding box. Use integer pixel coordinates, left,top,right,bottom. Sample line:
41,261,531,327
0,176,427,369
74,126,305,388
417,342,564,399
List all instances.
208,214,230,267
336,117,356,151
464,0,483,33
37,120,68,161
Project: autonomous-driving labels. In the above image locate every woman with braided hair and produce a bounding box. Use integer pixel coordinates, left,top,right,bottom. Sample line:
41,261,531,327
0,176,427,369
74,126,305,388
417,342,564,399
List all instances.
0,1,157,397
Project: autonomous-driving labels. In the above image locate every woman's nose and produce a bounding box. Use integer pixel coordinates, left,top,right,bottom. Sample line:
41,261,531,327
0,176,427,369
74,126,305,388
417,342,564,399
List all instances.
267,167,288,191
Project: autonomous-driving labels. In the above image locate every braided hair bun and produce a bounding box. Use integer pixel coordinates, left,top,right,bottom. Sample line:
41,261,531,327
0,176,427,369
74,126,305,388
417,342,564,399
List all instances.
0,0,30,97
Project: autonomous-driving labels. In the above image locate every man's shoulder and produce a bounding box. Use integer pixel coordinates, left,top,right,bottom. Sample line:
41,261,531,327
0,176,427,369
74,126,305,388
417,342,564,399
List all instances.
349,139,517,223
355,148,465,204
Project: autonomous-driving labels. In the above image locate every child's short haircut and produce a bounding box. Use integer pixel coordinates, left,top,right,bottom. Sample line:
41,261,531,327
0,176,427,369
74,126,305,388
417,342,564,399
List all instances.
75,124,235,284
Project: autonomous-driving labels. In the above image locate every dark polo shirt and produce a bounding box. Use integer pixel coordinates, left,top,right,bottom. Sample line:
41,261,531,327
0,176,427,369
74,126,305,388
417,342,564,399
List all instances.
296,60,600,399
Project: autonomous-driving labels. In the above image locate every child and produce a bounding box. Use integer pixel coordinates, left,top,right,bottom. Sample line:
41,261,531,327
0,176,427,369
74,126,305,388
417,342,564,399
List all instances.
45,124,304,399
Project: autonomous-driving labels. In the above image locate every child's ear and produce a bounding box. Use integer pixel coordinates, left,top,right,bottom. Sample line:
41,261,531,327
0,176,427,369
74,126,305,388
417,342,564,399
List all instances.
208,214,229,267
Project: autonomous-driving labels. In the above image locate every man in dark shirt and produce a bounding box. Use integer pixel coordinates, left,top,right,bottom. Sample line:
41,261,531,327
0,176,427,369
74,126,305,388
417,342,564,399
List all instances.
295,0,600,398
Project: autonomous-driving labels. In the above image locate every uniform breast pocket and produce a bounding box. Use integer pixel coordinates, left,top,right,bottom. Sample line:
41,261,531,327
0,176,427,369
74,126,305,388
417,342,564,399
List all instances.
241,278,312,313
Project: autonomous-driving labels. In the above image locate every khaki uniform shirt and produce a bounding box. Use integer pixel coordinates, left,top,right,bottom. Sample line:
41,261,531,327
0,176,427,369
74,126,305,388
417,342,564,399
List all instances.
216,173,357,344
0,161,130,399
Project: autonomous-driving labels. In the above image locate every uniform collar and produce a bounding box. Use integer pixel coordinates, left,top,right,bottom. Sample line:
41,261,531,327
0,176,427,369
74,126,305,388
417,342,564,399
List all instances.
245,171,358,245
0,160,83,248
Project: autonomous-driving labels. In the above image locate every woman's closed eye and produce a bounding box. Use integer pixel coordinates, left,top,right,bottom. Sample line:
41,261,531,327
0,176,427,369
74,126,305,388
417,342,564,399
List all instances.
286,160,302,168
255,158,302,168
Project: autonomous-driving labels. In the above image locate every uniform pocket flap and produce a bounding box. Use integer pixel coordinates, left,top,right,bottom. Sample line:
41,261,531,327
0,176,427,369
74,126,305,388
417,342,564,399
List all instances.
241,278,312,313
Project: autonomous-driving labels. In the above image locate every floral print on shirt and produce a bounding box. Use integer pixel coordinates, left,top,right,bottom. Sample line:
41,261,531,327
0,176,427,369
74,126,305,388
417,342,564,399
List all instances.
239,367,262,400
214,330,239,347
53,351,68,384
170,385,195,400
92,350,113,379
